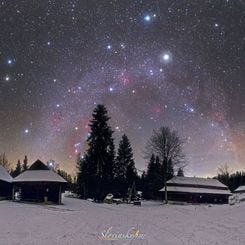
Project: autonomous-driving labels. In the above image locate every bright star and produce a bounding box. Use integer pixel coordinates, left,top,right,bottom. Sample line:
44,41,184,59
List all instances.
24,129,29,134
7,59,12,64
5,76,10,81
144,15,151,22
163,54,170,61
160,52,172,63
107,45,112,49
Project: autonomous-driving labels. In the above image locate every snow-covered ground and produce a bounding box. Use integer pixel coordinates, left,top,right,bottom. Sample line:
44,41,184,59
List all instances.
0,197,245,245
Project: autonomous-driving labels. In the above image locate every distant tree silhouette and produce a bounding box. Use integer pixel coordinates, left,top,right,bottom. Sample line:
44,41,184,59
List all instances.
22,155,29,171
215,165,245,191
12,160,22,177
177,168,184,177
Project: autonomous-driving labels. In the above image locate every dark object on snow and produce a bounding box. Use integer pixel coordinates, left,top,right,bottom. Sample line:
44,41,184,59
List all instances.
133,201,141,206
12,160,67,204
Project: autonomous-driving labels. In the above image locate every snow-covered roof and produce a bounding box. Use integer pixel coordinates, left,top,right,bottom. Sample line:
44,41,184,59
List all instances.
0,165,13,183
159,186,231,195
12,170,67,183
234,185,245,193
166,176,227,189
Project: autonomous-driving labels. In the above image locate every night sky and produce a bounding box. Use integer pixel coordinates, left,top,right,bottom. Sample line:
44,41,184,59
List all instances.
0,0,244,176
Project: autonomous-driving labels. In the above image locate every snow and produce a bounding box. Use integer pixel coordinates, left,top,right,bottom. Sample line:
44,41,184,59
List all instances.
234,185,245,193
0,165,13,182
12,170,67,183
160,186,231,195
1,197,245,245
166,176,228,188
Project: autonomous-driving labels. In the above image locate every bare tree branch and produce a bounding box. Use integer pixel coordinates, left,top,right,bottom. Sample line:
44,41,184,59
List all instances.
0,153,11,171
145,126,186,169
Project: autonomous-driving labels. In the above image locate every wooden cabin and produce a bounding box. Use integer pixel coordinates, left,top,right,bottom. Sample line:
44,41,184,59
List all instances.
233,185,245,194
0,165,13,200
159,176,231,204
12,160,67,204
233,185,245,202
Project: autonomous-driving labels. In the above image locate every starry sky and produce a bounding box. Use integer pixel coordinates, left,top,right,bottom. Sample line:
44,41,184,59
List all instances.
0,0,244,176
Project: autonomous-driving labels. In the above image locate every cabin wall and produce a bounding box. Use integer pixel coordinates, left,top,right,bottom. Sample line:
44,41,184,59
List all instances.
14,182,63,204
165,192,229,204
0,180,12,199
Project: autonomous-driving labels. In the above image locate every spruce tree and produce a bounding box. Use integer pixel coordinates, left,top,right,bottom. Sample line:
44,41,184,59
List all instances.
145,154,164,199
79,104,115,201
12,160,22,177
144,154,156,199
22,155,28,171
114,134,137,197
77,154,95,199
177,168,184,177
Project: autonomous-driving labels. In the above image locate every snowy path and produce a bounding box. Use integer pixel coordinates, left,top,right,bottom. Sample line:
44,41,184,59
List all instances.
0,198,245,245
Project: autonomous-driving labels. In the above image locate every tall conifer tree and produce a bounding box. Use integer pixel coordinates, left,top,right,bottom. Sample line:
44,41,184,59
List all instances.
22,155,28,171
114,134,137,196
12,160,22,177
77,104,115,201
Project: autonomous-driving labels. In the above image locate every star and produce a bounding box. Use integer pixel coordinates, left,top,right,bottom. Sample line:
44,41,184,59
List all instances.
184,104,195,113
160,52,172,63
143,13,156,23
120,43,126,49
24,129,29,134
163,54,170,61
144,15,151,22
107,45,112,50
5,75,10,81
115,126,121,132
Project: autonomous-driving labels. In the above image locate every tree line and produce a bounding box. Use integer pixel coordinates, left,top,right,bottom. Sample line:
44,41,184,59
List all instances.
76,104,186,202
215,165,245,192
